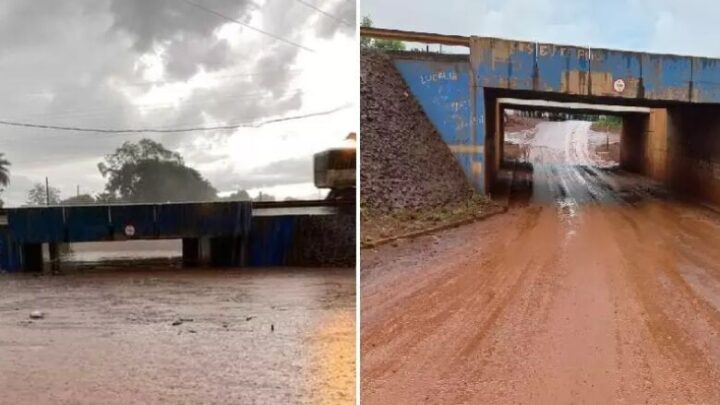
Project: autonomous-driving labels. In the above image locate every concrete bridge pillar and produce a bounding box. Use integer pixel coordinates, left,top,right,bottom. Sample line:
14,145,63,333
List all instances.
22,243,43,272
182,236,244,267
620,109,669,183
48,242,61,273
182,237,212,267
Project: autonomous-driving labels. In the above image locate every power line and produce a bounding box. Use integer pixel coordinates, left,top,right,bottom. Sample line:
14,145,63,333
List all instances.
293,0,352,26
179,0,315,53
0,104,352,135
117,68,304,87
11,88,308,122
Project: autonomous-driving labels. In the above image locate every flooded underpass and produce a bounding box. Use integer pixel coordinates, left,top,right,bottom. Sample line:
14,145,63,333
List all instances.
0,265,355,404
361,119,720,404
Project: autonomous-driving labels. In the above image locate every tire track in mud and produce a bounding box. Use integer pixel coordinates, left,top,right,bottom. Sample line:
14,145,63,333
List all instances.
362,208,551,396
608,209,720,402
363,207,572,403
362,120,720,404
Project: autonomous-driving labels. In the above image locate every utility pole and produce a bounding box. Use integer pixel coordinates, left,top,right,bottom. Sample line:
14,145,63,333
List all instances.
45,177,50,206
76,185,80,198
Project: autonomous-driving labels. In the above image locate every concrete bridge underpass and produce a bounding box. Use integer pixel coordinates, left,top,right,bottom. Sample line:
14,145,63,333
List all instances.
361,27,720,206
0,199,355,272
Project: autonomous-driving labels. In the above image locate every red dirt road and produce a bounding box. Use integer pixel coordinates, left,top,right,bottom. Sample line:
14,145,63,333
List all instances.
361,122,720,404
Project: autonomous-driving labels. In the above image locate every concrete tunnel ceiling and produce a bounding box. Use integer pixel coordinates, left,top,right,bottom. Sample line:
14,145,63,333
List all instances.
498,98,651,115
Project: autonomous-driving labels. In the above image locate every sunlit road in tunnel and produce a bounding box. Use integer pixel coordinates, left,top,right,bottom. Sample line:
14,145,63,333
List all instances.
362,120,720,404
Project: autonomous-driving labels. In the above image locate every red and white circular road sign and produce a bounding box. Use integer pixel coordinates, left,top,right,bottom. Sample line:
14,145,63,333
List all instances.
613,79,626,93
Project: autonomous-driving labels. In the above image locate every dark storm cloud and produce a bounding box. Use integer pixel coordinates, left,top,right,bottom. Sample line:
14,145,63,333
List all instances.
0,0,355,205
108,0,255,80
314,0,356,38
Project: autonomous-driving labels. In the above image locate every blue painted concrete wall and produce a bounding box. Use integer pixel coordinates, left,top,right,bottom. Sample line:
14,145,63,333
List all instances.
394,59,485,190
248,212,355,267
0,202,251,272
0,228,21,272
6,201,252,244
389,36,720,193
0,205,353,272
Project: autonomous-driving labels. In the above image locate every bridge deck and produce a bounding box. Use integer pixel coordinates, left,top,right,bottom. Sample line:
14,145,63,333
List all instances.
0,199,355,271
363,26,720,104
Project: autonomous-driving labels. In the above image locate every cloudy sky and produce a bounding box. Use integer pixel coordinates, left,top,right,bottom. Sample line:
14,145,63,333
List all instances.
362,0,720,57
0,0,356,206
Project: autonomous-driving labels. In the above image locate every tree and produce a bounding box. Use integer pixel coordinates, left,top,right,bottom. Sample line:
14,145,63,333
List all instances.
0,153,9,207
254,192,275,202
61,194,96,205
361,16,405,51
98,139,217,203
0,153,9,188
94,192,119,204
224,190,251,201
27,183,61,206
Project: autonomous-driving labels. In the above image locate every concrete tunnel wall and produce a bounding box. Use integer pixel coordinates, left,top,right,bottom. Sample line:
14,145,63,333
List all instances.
663,105,720,204
620,109,669,182
618,105,720,207
393,57,485,191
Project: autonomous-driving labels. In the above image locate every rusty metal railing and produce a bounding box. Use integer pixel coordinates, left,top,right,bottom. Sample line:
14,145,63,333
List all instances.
360,27,470,47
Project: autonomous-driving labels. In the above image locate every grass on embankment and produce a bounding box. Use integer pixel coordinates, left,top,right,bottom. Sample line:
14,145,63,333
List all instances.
590,115,622,134
361,195,504,248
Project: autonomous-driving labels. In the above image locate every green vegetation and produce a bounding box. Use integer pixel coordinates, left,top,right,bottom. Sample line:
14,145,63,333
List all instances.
591,115,623,133
27,183,61,206
61,194,96,205
98,139,217,203
361,195,502,246
12,139,280,207
0,153,9,207
361,16,405,51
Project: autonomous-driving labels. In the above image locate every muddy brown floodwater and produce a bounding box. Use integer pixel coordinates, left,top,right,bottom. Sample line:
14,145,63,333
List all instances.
0,266,355,404
362,121,720,404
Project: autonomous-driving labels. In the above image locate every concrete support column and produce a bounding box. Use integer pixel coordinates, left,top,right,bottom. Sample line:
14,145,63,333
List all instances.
48,242,61,274
620,113,647,173
644,108,669,182
22,243,43,273
182,238,197,267
182,237,211,267
209,237,244,267
199,236,211,266
620,109,669,184
184,236,245,268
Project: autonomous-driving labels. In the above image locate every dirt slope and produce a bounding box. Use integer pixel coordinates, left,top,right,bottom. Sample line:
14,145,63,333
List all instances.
360,50,472,213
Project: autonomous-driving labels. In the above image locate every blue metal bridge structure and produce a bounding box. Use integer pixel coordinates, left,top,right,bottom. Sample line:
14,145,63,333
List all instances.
0,199,354,272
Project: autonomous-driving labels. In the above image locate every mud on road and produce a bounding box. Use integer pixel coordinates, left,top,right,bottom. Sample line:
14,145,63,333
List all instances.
0,267,355,404
362,121,720,404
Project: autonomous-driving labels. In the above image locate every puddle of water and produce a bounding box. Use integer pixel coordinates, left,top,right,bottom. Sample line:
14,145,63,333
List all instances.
60,240,181,263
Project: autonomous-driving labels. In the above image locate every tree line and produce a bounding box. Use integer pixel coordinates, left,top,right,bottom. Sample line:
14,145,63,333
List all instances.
0,139,277,207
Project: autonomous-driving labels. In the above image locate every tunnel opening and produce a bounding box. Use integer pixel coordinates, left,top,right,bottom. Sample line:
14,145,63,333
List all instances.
484,96,667,207
53,239,182,272
25,236,249,274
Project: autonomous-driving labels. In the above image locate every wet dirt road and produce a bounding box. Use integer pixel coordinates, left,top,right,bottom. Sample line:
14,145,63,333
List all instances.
0,267,355,404
362,121,720,404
